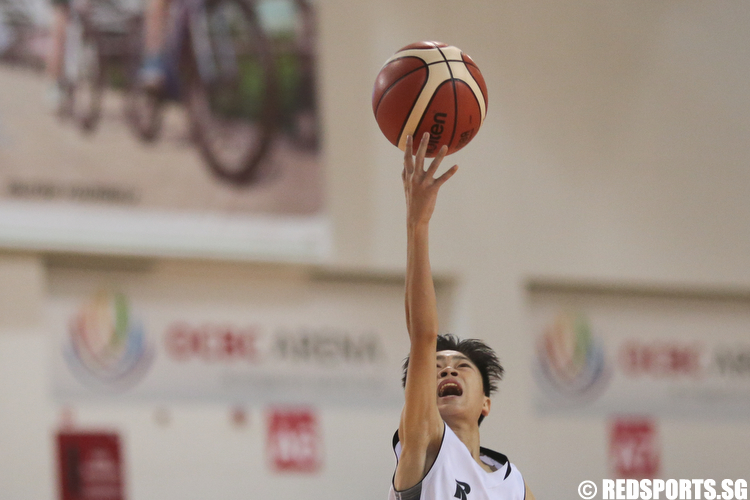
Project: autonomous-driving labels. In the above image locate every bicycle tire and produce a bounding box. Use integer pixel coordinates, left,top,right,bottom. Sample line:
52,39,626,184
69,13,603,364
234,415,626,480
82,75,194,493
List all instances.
61,8,104,133
185,0,278,186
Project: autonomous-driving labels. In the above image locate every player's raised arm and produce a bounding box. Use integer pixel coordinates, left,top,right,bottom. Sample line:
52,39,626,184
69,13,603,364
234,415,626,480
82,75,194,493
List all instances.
395,133,458,491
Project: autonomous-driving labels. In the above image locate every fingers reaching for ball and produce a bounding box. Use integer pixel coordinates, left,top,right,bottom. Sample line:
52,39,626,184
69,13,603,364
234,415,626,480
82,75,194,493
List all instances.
415,132,430,173
402,133,458,226
410,132,457,178
403,135,414,175
425,142,446,177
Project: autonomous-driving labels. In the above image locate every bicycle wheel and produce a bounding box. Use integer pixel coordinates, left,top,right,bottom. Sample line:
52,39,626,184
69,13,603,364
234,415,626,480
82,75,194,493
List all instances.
185,0,278,186
61,7,104,132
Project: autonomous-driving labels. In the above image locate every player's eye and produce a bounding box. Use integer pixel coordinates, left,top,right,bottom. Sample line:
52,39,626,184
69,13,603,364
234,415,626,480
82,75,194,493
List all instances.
459,363,471,369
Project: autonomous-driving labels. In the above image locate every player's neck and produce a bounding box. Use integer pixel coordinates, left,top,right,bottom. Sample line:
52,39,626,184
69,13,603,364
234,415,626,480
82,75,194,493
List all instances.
445,418,485,468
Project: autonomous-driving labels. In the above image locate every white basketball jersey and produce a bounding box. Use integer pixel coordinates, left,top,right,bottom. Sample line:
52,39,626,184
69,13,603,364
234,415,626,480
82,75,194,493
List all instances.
388,423,526,500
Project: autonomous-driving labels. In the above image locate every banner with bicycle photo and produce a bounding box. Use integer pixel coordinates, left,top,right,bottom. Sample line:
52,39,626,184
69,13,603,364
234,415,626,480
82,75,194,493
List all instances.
0,0,328,261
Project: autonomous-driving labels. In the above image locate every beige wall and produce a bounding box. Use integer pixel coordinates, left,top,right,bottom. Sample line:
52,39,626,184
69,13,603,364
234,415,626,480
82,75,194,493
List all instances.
2,1,750,499
325,0,750,496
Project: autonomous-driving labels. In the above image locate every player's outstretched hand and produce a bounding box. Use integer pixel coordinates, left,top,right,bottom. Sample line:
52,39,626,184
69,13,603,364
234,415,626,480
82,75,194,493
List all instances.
402,132,458,227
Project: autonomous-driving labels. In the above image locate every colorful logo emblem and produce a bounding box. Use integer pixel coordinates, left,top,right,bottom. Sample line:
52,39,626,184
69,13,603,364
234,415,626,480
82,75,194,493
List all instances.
535,311,610,402
64,291,153,389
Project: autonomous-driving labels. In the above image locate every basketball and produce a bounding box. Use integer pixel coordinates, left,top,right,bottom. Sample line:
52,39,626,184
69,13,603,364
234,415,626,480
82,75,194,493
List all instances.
372,41,488,157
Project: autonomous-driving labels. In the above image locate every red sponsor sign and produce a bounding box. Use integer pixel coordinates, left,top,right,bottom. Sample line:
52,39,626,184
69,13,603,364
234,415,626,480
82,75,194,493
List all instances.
609,417,660,478
619,341,704,378
56,431,125,500
266,408,322,473
164,322,259,362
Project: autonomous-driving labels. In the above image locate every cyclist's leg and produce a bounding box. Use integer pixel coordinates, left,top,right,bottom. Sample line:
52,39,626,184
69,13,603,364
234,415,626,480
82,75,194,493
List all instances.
46,0,70,109
139,0,171,90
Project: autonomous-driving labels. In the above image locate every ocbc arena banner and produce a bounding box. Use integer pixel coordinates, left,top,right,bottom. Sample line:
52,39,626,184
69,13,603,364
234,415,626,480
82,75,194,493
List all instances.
529,286,750,418
48,267,413,407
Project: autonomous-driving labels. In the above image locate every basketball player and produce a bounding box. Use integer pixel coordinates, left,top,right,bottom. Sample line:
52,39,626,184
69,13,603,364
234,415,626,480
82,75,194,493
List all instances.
390,133,534,500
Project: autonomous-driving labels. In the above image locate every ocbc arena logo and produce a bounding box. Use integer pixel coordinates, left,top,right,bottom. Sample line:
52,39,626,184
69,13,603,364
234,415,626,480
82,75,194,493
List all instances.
64,291,153,389
535,312,611,402
619,341,750,379
163,322,385,366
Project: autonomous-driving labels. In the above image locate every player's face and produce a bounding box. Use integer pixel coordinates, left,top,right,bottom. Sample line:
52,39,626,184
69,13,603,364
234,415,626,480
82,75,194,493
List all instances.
435,350,490,425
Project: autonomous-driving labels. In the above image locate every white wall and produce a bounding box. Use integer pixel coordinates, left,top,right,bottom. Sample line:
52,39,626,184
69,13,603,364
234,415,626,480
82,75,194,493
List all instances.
2,1,750,499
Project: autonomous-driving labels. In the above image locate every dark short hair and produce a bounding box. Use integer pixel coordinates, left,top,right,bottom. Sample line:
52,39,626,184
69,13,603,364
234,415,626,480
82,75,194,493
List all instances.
401,334,504,424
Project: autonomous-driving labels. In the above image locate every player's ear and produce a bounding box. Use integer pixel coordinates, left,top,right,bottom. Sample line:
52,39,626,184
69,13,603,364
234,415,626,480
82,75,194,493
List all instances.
481,396,491,417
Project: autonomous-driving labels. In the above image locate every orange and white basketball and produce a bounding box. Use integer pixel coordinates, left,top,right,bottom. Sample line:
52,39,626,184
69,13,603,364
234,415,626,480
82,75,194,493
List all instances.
372,41,488,157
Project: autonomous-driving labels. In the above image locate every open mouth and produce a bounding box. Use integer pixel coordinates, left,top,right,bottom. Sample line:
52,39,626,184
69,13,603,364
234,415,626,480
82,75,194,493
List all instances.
438,381,463,397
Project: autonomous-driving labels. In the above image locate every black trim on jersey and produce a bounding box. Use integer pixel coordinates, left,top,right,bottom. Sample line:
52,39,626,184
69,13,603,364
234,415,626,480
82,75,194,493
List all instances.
393,426,515,486
391,423,448,497
478,446,513,479
393,482,422,500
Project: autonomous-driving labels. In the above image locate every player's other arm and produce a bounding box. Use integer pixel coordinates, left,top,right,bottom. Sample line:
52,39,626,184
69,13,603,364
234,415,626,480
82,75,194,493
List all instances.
395,133,457,491
526,483,536,500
